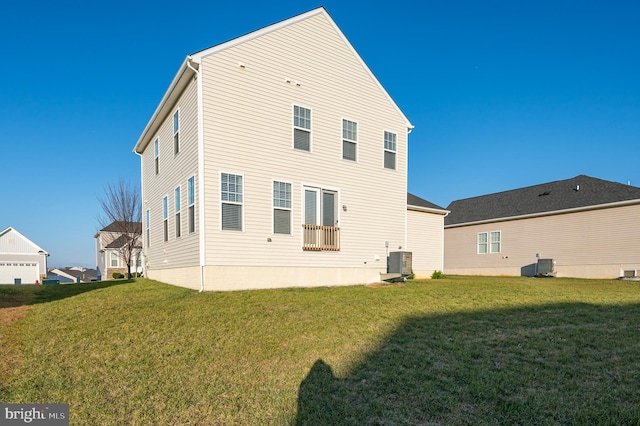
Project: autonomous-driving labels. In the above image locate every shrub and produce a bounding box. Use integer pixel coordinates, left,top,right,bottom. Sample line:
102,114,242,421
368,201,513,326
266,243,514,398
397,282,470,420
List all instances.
431,270,443,279
112,272,125,279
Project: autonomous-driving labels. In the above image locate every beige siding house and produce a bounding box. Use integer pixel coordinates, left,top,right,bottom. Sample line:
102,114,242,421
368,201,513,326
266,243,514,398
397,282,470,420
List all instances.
94,221,142,280
444,175,640,279
134,7,443,291
407,194,449,278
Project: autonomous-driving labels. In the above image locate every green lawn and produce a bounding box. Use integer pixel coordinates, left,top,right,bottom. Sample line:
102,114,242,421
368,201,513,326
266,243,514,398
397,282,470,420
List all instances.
1,276,639,425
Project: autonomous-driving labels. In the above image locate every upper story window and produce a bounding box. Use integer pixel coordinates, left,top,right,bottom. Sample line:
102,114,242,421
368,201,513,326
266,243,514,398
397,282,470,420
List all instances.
293,105,311,151
175,186,181,238
173,110,180,155
154,139,160,175
384,131,397,170
342,119,357,161
163,196,169,242
273,181,292,235
188,176,195,234
490,231,501,253
221,173,243,231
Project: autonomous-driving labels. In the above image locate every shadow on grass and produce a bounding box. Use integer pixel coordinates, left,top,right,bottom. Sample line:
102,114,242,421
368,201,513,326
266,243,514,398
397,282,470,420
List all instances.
296,303,640,425
0,279,134,308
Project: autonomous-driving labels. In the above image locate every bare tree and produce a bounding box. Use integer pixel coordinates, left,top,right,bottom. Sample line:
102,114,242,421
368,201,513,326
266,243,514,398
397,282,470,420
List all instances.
98,179,142,279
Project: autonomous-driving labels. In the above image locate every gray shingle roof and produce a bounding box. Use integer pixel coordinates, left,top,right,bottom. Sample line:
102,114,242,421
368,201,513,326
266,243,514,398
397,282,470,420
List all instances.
100,221,142,233
407,193,446,211
445,175,640,226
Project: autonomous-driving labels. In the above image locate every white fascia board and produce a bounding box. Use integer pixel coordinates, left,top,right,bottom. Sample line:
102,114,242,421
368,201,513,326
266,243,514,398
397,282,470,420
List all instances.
444,198,640,229
133,58,197,154
407,205,450,216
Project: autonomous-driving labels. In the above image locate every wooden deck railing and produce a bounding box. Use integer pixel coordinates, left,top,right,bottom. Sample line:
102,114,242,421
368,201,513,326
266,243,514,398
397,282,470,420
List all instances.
302,224,340,251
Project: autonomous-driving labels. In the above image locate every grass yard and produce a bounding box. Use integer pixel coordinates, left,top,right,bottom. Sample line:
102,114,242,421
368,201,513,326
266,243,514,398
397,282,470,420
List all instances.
1,276,639,425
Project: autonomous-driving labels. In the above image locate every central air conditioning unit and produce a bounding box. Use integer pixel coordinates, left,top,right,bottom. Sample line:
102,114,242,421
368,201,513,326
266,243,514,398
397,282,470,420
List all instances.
621,269,640,280
536,258,556,277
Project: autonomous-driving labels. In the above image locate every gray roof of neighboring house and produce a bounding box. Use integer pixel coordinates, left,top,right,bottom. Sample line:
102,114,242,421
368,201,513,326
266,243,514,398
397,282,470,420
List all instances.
407,193,447,212
105,234,142,249
99,221,142,233
445,175,640,226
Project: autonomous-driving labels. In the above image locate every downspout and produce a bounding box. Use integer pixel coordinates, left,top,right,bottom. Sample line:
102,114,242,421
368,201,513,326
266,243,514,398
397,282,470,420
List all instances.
187,55,207,293
134,150,145,279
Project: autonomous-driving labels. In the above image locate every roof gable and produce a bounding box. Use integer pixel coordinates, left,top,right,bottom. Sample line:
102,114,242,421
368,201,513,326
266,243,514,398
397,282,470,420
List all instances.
134,7,412,154
0,227,48,255
445,175,640,226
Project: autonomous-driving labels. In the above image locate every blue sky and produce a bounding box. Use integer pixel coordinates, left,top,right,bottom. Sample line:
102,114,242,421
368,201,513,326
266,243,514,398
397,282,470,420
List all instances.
1,0,638,267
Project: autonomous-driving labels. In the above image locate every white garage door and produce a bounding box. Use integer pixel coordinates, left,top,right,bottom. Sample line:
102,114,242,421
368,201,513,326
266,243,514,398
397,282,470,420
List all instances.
0,262,40,284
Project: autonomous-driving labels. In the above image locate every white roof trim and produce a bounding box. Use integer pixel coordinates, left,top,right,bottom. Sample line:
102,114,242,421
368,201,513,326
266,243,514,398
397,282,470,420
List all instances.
0,227,49,255
407,204,450,215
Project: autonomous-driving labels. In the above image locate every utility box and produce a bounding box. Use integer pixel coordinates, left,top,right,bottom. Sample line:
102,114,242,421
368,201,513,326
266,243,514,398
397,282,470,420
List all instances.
388,251,412,275
536,259,556,277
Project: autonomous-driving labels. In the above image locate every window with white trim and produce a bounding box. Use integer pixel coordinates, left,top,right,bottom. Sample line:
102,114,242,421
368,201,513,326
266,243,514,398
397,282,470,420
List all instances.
293,105,311,151
342,119,357,161
154,138,160,175
273,181,292,234
110,251,118,267
384,131,397,170
490,231,501,253
163,196,168,242
188,176,195,234
175,186,181,238
221,173,243,231
173,110,180,155
478,232,488,254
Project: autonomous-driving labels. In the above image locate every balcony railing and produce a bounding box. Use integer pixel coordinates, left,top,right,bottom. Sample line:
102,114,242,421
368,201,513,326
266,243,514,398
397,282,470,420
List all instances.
302,224,340,251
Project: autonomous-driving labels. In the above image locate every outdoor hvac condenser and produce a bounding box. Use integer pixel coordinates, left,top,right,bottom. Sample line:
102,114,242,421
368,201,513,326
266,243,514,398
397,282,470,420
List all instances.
388,251,412,275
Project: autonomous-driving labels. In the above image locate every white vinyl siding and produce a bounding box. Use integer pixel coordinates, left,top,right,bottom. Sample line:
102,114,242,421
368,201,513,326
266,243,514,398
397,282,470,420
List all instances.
477,232,488,254
221,173,243,231
293,105,311,151
342,119,357,161
273,181,292,234
384,131,397,170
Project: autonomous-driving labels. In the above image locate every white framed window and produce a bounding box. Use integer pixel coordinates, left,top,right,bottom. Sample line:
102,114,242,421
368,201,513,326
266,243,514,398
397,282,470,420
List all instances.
188,176,195,234
154,138,160,175
490,231,501,253
342,119,357,161
384,131,397,170
173,110,180,155
145,209,150,248
110,251,119,267
163,196,169,242
273,181,292,234
175,186,181,238
477,232,488,254
293,105,311,151
221,173,243,231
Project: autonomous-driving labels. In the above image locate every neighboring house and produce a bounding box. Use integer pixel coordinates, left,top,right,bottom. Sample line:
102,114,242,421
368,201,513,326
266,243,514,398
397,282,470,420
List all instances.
133,7,444,291
95,221,142,280
407,194,449,278
48,267,98,283
444,175,640,279
0,227,49,284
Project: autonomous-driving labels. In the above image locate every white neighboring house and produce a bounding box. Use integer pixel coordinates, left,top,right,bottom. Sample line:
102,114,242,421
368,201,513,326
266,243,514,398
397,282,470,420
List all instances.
133,7,444,291
95,221,142,280
0,227,49,284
